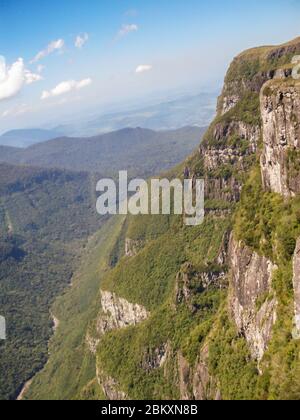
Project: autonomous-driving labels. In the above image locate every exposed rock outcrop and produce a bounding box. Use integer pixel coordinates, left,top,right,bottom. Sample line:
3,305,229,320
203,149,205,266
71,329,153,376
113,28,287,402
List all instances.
175,263,226,311
229,237,278,361
96,366,128,400
93,291,149,400
218,39,299,117
178,352,192,400
293,238,300,339
192,345,221,401
177,347,220,401
218,70,273,116
142,344,169,372
97,290,149,335
201,120,261,203
87,291,149,356
260,81,300,197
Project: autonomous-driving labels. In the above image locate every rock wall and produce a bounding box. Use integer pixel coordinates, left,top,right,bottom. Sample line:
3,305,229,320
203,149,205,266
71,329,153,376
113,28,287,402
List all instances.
177,347,220,401
96,366,128,400
229,237,277,361
293,238,300,338
91,291,149,399
97,290,149,335
260,82,300,197
201,119,261,203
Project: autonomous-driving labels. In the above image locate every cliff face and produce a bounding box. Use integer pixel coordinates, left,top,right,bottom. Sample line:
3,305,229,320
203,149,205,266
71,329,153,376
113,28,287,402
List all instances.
261,82,300,197
97,290,149,333
229,237,277,361
177,346,221,401
293,238,300,338
88,290,149,399
78,38,300,401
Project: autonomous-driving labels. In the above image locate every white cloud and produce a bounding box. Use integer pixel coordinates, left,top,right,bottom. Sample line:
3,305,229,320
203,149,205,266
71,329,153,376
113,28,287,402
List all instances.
24,70,43,85
135,64,153,74
41,78,92,100
118,24,138,38
31,39,65,63
0,56,25,100
0,56,43,101
75,33,89,49
1,103,32,118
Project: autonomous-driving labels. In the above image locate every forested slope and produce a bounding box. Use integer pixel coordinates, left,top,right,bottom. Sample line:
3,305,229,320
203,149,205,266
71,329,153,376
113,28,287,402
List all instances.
31,36,300,401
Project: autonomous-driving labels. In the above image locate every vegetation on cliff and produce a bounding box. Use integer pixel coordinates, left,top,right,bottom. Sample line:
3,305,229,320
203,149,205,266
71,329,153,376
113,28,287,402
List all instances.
22,37,300,400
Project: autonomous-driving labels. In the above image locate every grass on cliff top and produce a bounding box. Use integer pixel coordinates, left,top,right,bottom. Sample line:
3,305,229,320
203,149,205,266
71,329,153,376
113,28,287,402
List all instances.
262,78,300,96
227,37,300,84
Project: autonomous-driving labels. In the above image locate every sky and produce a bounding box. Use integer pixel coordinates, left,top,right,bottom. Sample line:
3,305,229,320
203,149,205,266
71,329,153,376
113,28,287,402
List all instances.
0,0,300,132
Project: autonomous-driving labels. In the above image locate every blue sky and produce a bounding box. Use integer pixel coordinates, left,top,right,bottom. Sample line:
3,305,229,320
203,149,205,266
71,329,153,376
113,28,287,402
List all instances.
0,0,300,132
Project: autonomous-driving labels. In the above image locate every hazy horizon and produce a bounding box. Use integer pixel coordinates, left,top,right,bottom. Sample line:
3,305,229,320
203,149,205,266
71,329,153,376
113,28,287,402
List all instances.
1,0,300,133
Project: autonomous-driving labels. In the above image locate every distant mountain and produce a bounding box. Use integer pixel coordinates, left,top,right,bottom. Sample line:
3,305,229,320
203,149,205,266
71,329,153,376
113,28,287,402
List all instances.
0,145,21,161
0,126,206,179
0,129,62,148
54,93,216,137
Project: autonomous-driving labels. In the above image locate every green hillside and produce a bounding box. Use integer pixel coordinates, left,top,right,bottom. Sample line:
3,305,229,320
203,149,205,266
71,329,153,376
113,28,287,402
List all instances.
0,163,103,400
25,216,125,400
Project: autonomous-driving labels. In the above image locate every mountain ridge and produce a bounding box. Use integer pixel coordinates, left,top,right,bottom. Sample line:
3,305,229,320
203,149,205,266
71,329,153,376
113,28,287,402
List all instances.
0,128,63,148
0,126,206,179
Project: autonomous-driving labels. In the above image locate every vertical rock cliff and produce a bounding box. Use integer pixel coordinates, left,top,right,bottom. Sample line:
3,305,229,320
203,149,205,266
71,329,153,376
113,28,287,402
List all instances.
28,37,300,401
293,238,300,338
229,237,278,361
85,38,300,400
261,81,300,197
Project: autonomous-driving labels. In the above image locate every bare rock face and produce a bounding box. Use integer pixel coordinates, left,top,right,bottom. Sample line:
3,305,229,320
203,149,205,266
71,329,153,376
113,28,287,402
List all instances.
96,366,128,400
229,237,277,361
142,344,169,372
293,238,300,338
177,348,220,401
221,93,240,115
203,121,260,174
192,345,221,401
201,120,260,203
260,82,300,197
175,263,226,312
218,71,273,116
178,352,192,400
97,290,149,335
86,332,100,355
94,291,149,400
87,291,149,355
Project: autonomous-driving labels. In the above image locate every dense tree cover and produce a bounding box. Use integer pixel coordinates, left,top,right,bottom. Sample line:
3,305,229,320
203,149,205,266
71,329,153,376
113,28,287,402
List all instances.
25,217,125,400
0,163,103,400
0,122,203,400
